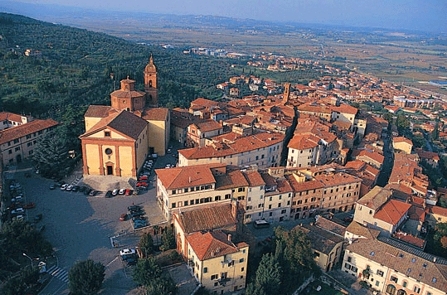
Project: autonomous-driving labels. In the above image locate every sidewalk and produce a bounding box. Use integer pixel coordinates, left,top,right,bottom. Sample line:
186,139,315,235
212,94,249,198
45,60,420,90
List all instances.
327,269,373,295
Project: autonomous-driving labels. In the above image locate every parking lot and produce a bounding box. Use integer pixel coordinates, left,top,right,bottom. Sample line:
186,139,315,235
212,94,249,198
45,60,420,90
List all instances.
2,155,170,295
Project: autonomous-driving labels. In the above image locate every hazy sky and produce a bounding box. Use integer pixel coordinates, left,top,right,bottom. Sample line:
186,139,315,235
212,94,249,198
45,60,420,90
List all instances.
10,0,447,32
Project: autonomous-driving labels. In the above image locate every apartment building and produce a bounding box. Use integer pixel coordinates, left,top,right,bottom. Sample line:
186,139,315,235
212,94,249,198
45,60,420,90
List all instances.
354,186,412,236
156,164,234,220
186,230,249,295
393,136,413,154
342,237,447,295
286,171,324,219
0,118,58,166
178,131,284,169
260,172,293,223
241,169,266,224
187,120,224,147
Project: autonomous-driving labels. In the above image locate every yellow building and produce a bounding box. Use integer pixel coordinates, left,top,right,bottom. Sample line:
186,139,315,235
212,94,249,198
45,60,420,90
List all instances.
186,230,249,294
80,110,148,178
392,136,413,154
143,108,170,156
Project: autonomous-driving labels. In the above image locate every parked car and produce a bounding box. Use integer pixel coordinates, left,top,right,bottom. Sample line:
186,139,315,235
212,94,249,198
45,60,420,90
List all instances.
136,182,148,187
60,184,68,190
112,189,119,196
23,202,36,209
49,184,56,190
119,248,136,256
138,175,148,181
128,205,141,211
84,188,92,195
66,185,73,191
72,185,80,192
343,214,354,223
11,208,25,215
124,189,133,196
89,190,97,196
105,191,113,198
119,213,128,221
118,188,126,195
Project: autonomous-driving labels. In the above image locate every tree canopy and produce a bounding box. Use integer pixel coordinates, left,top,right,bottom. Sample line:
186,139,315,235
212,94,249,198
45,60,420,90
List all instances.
132,257,177,295
68,259,105,295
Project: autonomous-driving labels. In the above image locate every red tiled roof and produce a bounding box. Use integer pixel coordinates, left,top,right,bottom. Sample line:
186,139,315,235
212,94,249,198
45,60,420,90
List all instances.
242,170,265,187
192,120,222,132
187,230,238,261
156,163,224,190
0,119,58,144
373,199,411,225
179,132,284,159
0,111,24,123
142,108,169,121
84,105,113,118
176,204,236,234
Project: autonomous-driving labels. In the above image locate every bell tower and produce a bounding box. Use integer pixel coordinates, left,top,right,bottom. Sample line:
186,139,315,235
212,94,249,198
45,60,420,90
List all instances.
283,82,291,104
144,54,158,107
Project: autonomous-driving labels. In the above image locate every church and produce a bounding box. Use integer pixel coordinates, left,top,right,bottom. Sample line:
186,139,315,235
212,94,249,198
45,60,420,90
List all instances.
79,56,170,181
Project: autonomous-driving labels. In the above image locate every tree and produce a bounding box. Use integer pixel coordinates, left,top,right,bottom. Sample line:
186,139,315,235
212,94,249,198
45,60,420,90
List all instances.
139,233,154,257
396,113,410,136
274,227,320,293
68,259,105,295
160,227,175,251
133,257,177,295
246,253,282,295
1,265,39,295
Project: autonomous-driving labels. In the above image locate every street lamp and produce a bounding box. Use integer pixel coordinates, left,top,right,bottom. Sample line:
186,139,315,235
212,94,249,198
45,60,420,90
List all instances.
23,252,33,266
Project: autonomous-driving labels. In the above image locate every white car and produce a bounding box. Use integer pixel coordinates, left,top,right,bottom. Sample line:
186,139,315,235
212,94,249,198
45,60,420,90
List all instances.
118,189,125,195
60,184,68,190
112,189,119,196
11,208,25,215
119,248,136,256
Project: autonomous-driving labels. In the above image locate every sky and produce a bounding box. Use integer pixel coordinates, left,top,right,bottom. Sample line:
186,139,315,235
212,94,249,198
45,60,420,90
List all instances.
8,0,447,32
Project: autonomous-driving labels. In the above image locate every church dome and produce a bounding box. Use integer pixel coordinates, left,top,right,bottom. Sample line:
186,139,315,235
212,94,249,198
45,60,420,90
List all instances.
145,55,157,72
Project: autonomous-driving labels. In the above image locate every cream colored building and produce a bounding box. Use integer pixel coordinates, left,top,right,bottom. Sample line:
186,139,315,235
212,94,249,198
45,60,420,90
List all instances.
186,230,249,294
342,237,447,295
242,169,266,223
156,164,234,221
178,132,284,169
0,118,58,166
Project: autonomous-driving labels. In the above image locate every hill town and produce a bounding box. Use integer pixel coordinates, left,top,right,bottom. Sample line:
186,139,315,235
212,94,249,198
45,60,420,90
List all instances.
1,13,447,295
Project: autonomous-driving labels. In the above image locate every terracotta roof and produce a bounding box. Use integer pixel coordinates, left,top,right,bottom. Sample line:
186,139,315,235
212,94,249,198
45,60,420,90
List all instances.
357,149,384,165
345,222,381,239
299,224,344,254
314,172,361,187
192,120,222,132
0,119,58,145
315,216,346,237
332,104,358,115
426,205,447,217
156,163,224,190
287,133,320,150
179,132,284,159
215,169,249,190
190,97,219,108
393,136,412,145
0,111,23,122
187,230,239,261
176,203,236,234
142,108,169,121
373,199,411,225
347,237,447,292
84,105,113,118
242,170,265,187
357,186,392,209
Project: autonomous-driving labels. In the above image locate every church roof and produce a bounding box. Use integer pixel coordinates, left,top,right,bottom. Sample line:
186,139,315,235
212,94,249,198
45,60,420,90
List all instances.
80,110,147,140
144,55,157,72
84,105,113,118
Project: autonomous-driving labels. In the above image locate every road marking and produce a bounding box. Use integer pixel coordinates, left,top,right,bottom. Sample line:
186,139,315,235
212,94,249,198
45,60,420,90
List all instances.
46,265,69,283
106,256,119,267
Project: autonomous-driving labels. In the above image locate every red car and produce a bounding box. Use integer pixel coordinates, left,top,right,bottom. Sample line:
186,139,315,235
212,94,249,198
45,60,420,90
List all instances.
120,213,128,221
124,189,133,196
138,175,148,181
136,182,148,187
23,202,36,209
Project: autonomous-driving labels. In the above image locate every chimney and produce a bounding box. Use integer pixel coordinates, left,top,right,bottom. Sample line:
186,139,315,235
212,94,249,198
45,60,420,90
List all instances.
227,234,232,242
188,176,191,183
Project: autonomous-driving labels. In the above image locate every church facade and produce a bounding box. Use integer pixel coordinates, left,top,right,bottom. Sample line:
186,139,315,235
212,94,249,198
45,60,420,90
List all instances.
80,56,169,179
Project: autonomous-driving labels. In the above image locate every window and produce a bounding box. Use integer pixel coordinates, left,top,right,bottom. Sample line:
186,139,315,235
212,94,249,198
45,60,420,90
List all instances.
15,147,20,151
239,258,244,263
204,267,208,273
413,286,420,294
8,150,12,154
376,270,384,277
390,276,398,283
347,256,352,263
402,281,407,288
14,139,19,144
241,267,244,272
172,203,176,208
386,284,396,295
104,131,111,137
211,274,218,280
